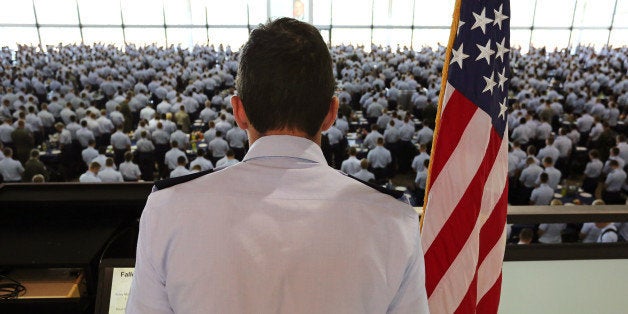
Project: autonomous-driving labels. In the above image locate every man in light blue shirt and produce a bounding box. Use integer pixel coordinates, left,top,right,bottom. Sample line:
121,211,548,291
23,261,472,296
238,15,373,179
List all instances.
79,161,101,183
340,147,361,175
367,137,392,181
537,157,562,190
97,157,123,183
128,18,428,314
530,173,554,205
81,139,98,166
583,149,604,194
0,147,24,182
603,159,627,205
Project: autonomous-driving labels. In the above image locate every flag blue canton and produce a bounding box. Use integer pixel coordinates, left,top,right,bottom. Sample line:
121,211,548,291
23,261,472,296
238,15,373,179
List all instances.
446,0,510,138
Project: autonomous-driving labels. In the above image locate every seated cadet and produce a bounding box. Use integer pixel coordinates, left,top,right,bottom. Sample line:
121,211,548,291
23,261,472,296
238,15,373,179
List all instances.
530,173,554,205
98,157,124,183
537,199,567,244
119,151,142,181
580,199,606,243
31,174,45,183
169,156,191,178
517,228,534,245
215,149,239,168
340,147,361,175
352,158,376,183
189,149,214,172
596,222,619,243
190,164,202,173
127,19,428,313
79,161,102,183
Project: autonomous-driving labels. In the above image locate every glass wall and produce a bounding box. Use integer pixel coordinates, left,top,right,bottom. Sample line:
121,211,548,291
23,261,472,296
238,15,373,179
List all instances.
0,0,625,51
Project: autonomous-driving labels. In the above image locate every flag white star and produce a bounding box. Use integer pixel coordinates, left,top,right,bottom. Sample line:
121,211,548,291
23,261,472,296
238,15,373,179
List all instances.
475,39,494,65
495,38,510,62
482,73,497,94
450,43,469,69
498,98,508,119
457,20,465,34
471,8,493,34
498,68,508,91
493,4,509,30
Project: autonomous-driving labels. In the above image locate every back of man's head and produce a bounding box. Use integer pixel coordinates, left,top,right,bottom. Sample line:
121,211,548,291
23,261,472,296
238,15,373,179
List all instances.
177,155,187,165
124,151,134,162
539,172,549,183
105,157,115,167
360,158,369,169
90,161,101,172
519,228,533,244
348,147,357,156
236,18,335,137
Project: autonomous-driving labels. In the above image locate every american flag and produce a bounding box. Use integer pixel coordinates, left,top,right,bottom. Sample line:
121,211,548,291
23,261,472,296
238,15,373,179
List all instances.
420,0,510,313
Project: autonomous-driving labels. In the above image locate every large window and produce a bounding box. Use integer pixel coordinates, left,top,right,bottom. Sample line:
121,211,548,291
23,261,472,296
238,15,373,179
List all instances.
33,0,79,25
0,0,625,51
78,0,122,25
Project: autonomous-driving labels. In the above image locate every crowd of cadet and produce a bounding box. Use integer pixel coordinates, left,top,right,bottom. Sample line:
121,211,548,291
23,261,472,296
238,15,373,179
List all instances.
0,43,626,211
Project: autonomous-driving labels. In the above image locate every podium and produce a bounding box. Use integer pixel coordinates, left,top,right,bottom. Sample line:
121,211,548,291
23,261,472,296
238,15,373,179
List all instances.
0,182,152,313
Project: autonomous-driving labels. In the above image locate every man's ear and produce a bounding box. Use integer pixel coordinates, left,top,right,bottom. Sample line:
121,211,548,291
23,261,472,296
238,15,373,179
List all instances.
320,96,339,132
231,95,249,130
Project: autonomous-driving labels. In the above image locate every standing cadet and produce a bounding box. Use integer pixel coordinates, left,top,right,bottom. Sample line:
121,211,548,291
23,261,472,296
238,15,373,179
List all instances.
136,131,156,181
110,126,131,166
128,18,428,313
225,125,248,161
0,147,24,182
11,120,34,164
151,122,170,179
367,137,393,182
602,160,627,205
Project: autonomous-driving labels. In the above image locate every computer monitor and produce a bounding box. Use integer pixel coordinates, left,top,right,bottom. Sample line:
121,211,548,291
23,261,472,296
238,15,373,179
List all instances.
95,258,135,314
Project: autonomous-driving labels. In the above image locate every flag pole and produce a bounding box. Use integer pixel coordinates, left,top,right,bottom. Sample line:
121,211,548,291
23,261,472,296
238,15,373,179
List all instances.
420,0,463,231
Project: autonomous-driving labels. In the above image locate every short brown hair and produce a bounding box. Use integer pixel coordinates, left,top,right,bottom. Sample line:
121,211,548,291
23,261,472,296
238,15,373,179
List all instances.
236,18,335,137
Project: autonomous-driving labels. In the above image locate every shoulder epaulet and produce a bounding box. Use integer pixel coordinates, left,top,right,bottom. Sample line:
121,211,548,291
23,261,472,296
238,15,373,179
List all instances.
346,173,406,200
152,169,213,192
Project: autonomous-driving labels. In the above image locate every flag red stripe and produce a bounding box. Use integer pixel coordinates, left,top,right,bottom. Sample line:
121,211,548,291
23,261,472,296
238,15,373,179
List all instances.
478,184,508,267
454,272,478,314
477,273,503,313
427,90,477,187
424,128,502,297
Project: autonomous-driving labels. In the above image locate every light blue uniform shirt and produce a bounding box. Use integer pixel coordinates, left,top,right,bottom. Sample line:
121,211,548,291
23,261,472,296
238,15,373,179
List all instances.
127,135,428,314
605,169,627,192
